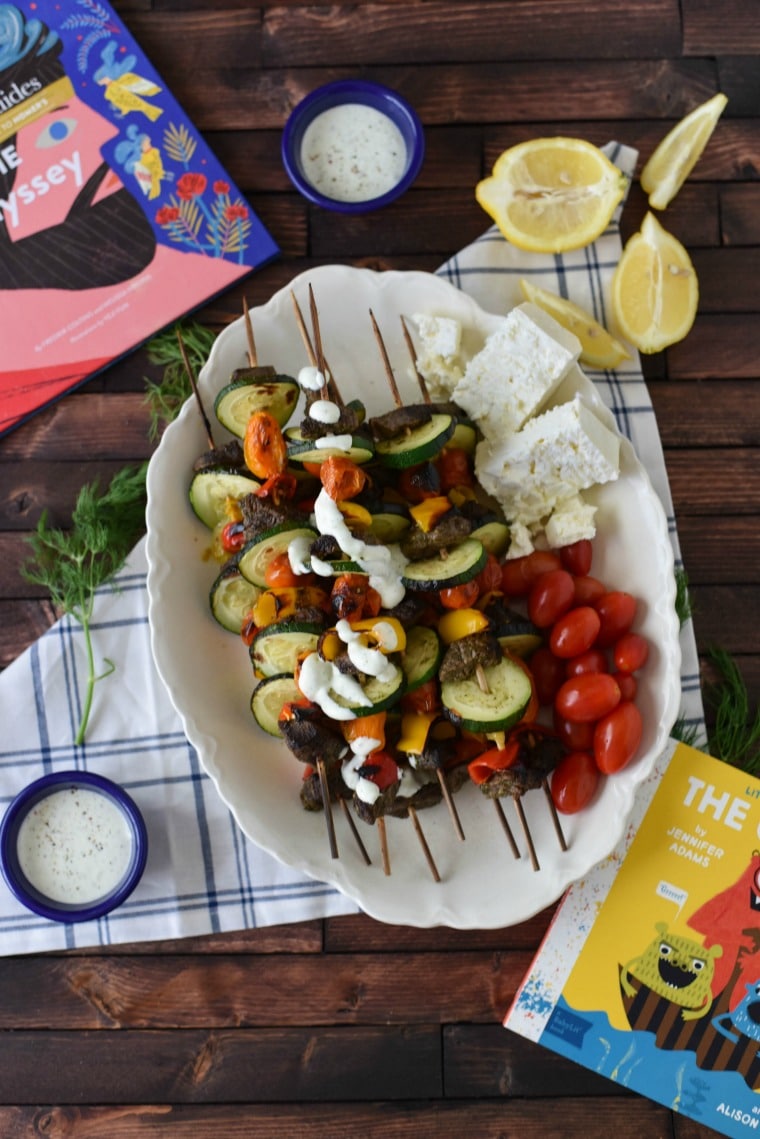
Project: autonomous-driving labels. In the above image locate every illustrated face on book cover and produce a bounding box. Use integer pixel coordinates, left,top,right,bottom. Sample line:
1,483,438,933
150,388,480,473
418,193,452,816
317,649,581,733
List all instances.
0,3,156,289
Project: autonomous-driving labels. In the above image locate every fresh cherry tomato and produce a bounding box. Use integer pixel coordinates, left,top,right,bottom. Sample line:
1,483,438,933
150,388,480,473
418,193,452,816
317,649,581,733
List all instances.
220,520,245,554
440,579,480,609
501,550,562,596
593,701,643,774
594,591,637,648
613,671,638,701
530,647,567,706
551,751,600,814
613,632,649,673
549,606,601,659
559,539,593,577
554,712,596,752
565,649,608,678
572,574,606,606
528,569,575,628
264,551,302,589
555,673,621,723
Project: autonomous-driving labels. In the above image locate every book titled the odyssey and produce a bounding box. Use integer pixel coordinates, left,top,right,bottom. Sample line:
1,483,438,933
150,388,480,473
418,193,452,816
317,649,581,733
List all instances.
505,741,760,1139
0,0,279,436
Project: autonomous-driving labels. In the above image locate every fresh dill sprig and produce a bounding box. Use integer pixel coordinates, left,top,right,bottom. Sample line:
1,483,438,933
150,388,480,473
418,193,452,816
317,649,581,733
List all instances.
21,464,148,745
674,566,692,628
143,319,216,439
704,648,760,773
670,715,705,750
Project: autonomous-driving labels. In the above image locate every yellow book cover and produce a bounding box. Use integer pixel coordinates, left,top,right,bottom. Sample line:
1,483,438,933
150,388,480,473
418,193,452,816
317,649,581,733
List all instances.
505,740,760,1137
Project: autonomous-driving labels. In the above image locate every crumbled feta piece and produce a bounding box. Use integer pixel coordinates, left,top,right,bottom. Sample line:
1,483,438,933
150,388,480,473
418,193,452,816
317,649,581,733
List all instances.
544,494,598,548
504,521,534,560
451,303,580,441
411,313,464,399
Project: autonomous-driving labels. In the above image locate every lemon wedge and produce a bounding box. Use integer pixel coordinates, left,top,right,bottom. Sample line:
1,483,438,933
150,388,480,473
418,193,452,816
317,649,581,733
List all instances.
475,137,627,253
612,212,698,354
641,93,728,210
519,279,631,369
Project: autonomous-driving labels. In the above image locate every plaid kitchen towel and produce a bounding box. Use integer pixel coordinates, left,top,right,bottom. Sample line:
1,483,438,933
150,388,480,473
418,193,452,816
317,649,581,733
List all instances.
0,143,704,951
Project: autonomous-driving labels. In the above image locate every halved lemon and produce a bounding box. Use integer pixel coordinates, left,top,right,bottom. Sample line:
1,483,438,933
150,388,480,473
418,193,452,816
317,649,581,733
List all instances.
641,93,728,210
611,213,699,354
475,137,627,253
519,278,631,369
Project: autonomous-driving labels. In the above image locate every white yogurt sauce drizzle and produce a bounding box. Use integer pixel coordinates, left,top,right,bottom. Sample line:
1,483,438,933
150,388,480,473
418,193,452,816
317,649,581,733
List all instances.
16,788,133,905
300,104,407,204
309,399,341,424
297,365,326,392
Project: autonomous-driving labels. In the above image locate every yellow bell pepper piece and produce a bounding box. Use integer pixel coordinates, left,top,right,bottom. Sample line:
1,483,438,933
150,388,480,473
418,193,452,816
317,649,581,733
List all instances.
339,500,372,530
438,607,490,645
397,711,437,755
350,616,407,653
409,495,453,533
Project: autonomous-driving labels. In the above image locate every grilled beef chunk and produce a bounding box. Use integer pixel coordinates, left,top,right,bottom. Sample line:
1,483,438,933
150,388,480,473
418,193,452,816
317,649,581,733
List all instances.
192,439,246,472
300,763,347,811
290,605,330,629
384,594,428,626
480,728,564,800
387,773,443,817
369,403,432,441
353,780,399,826
310,533,343,561
278,704,347,766
300,402,363,439
240,492,308,541
439,631,502,683
400,510,472,559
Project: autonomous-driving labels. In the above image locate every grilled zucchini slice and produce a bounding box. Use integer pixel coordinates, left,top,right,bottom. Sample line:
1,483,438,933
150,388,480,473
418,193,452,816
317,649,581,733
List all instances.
238,523,318,587
441,654,533,733
251,674,301,737
214,373,300,435
209,561,261,633
374,413,455,469
250,620,322,678
189,468,260,529
401,537,487,591
400,625,442,692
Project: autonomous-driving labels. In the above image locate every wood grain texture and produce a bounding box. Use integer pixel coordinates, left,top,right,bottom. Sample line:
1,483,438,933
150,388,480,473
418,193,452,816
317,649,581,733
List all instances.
0,2,757,1134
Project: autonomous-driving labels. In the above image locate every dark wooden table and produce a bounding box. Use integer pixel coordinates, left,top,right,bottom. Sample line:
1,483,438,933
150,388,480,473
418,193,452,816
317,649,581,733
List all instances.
1,1,758,1135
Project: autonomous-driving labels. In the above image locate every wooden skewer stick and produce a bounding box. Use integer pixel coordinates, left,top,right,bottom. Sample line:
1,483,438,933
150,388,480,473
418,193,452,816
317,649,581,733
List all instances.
177,328,214,450
400,314,431,404
316,758,339,860
543,777,568,852
242,296,257,367
513,795,540,872
339,798,372,866
409,806,441,883
436,769,465,842
369,308,404,408
290,288,344,407
492,798,521,860
377,816,391,876
475,663,490,694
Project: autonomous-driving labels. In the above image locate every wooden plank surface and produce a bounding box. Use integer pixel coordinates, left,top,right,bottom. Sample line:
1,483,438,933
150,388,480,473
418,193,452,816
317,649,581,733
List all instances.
0,2,755,1137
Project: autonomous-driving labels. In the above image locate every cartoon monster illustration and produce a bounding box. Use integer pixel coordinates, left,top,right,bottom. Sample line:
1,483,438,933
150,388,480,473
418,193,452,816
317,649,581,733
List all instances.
688,849,760,1009
621,922,723,1020
94,41,163,122
712,980,760,1046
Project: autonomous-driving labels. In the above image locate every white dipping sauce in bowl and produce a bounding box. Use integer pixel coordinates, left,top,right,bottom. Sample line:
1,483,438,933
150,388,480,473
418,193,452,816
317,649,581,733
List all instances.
16,786,133,904
300,103,407,203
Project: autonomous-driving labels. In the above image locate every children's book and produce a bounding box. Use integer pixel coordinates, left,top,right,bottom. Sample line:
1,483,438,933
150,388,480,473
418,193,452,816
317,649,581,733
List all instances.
0,0,279,437
505,740,760,1139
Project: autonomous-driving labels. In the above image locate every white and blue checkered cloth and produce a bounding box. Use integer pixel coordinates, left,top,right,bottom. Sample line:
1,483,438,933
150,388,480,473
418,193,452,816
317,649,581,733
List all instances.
0,144,704,950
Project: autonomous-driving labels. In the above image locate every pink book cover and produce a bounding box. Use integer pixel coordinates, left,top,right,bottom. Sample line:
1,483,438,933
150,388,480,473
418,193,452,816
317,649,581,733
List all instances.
0,0,279,436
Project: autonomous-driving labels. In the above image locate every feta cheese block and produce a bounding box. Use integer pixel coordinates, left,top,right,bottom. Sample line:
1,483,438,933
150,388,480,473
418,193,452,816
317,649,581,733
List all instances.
476,394,621,526
544,494,598,548
451,302,581,442
411,313,464,399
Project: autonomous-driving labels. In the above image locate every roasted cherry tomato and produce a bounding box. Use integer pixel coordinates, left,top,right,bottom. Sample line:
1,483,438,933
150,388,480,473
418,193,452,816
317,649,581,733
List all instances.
220,520,245,554
360,750,399,790
440,579,480,609
501,550,562,596
529,646,567,706
243,411,288,479
398,462,440,503
319,455,367,501
593,701,643,774
549,606,601,659
613,632,649,673
551,751,600,814
559,539,593,577
475,554,503,596
612,671,638,701
264,551,302,589
553,711,596,752
572,574,606,606
401,678,441,715
555,673,621,723
565,649,608,677
528,569,575,628
436,447,473,491
594,590,637,648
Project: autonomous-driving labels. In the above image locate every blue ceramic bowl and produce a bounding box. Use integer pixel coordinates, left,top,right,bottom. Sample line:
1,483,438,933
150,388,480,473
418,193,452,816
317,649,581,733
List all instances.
281,79,425,213
0,771,148,923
